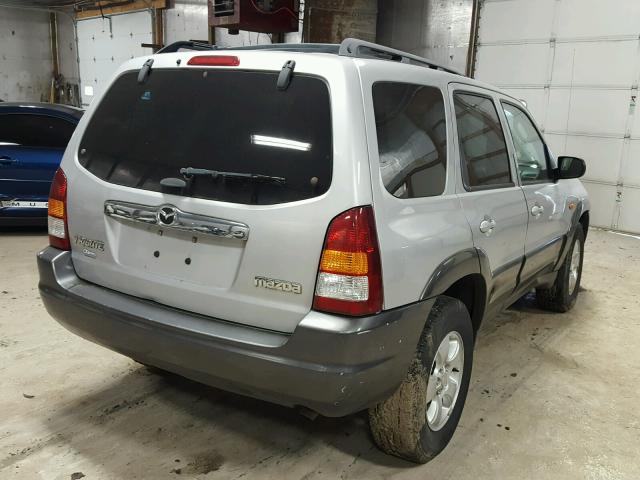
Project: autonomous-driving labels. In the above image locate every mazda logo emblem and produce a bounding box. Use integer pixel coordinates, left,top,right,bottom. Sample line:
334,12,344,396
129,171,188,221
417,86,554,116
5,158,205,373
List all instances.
157,206,177,226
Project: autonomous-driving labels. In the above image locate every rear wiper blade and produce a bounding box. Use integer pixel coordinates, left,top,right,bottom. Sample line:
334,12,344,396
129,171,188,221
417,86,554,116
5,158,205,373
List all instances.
179,167,286,185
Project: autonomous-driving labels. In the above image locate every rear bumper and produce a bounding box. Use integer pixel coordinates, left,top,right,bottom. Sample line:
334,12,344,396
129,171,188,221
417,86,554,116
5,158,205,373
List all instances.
37,247,434,417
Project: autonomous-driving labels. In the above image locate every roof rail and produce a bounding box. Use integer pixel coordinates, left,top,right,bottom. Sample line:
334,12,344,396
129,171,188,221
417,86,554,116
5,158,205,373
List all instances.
338,38,464,76
157,38,464,76
157,40,341,55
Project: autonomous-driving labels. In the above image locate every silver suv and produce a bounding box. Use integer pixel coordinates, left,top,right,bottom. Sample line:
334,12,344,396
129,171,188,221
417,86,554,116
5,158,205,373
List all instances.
38,39,589,463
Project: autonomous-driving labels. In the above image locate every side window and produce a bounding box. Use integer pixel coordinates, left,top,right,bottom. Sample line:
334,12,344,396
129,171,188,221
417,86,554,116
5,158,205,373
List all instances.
372,82,447,199
501,102,551,183
0,114,75,148
453,92,513,189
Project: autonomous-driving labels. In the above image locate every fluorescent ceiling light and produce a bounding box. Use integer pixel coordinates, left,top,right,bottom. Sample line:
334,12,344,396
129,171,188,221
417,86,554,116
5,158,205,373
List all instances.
251,134,311,152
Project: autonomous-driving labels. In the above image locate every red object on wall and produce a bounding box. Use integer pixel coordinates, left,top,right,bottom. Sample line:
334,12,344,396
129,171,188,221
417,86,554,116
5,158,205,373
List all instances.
209,0,300,33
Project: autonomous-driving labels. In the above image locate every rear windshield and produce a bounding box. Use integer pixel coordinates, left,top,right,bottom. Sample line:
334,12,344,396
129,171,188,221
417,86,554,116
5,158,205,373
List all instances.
78,69,332,205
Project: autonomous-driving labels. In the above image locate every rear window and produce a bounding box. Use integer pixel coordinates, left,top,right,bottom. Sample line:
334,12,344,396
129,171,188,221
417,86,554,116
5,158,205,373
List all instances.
78,69,332,205
0,114,76,148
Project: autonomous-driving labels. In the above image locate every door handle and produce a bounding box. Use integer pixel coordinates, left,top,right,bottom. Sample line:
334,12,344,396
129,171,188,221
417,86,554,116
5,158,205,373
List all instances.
479,217,496,235
0,156,16,165
531,204,544,217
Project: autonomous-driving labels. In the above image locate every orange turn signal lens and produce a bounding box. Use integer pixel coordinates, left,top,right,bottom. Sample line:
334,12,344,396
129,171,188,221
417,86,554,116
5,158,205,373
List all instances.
48,198,65,219
319,250,368,275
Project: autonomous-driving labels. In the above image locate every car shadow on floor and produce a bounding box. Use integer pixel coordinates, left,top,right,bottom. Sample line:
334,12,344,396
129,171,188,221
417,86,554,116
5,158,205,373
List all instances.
39,364,414,477
36,292,583,478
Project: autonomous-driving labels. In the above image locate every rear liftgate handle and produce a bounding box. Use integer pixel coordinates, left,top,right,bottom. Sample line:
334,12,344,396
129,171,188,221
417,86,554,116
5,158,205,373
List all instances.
479,216,497,236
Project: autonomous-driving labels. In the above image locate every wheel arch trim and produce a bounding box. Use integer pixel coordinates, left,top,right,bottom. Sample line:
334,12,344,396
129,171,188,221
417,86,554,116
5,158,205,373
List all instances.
420,248,490,300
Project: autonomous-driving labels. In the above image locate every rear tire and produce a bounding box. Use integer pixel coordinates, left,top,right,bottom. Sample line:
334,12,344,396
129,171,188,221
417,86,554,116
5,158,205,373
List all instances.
368,296,474,463
536,224,584,313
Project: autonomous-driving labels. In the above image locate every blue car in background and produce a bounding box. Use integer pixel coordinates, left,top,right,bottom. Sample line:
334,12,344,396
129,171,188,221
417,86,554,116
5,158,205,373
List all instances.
0,103,83,226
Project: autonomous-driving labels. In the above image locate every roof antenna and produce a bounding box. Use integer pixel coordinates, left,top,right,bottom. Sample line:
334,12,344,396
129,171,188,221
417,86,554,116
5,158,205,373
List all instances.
277,60,296,91
137,58,154,84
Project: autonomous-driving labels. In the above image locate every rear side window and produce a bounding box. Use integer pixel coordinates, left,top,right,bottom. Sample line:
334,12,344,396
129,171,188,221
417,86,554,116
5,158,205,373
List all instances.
372,82,447,199
454,93,512,189
78,69,332,205
0,114,76,148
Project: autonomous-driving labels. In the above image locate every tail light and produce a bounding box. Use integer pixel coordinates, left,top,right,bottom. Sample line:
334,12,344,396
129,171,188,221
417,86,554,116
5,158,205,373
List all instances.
48,168,70,250
313,206,383,316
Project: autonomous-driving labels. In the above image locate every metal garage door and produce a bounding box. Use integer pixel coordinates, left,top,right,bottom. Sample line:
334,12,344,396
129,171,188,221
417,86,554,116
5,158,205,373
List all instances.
474,0,640,233
77,11,152,107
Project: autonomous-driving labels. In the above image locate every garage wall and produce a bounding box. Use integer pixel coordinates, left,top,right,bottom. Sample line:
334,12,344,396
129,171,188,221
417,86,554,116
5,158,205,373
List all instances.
0,7,53,102
165,0,304,47
377,0,473,74
76,1,305,106
76,11,153,106
57,13,80,86
474,0,640,233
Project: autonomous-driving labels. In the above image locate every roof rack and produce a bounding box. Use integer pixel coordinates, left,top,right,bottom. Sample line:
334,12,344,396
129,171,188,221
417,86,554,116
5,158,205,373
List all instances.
338,38,463,76
157,38,464,76
157,40,340,55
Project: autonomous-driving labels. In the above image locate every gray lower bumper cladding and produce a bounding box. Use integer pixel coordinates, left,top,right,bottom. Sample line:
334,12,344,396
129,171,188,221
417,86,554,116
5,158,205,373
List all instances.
37,247,433,417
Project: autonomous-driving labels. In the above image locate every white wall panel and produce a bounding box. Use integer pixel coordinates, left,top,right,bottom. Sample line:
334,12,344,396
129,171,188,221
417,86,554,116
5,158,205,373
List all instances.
551,41,637,87
545,89,630,137
478,0,554,43
544,89,571,133
77,11,152,106
555,0,640,38
547,133,626,185
567,90,631,136
632,101,640,138
475,44,549,85
582,182,617,228
475,0,640,232
621,140,640,186
563,136,625,184
618,188,640,233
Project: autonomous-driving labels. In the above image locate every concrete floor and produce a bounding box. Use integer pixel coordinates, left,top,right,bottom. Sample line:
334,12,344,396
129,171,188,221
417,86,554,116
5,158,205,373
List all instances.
1,228,639,479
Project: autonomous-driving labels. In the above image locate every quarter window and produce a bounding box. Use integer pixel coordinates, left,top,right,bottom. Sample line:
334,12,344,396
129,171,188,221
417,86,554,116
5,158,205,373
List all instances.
372,82,447,199
454,93,512,189
502,102,550,183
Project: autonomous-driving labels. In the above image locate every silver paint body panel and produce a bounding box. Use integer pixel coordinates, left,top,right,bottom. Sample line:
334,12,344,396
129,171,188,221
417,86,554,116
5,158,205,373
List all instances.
60,48,589,334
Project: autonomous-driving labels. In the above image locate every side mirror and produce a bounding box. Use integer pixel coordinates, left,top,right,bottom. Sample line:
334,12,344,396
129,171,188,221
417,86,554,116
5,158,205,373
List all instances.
556,156,586,180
